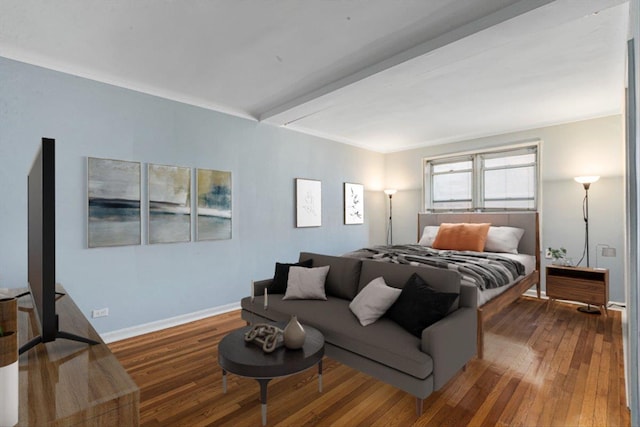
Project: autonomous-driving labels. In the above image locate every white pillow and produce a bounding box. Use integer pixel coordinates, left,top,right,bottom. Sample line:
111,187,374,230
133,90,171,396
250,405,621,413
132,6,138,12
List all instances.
283,265,330,300
349,277,402,326
484,226,525,254
418,226,440,247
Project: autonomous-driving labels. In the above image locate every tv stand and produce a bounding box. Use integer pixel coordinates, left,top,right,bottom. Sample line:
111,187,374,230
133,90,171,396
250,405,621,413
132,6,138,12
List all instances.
19,328,100,354
16,290,99,354
14,285,139,425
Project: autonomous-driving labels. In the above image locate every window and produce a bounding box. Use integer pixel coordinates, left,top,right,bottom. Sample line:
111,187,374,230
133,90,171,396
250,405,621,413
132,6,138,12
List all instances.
424,144,538,211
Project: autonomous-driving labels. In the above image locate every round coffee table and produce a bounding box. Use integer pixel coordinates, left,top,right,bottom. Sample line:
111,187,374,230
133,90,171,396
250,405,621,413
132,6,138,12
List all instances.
218,323,325,426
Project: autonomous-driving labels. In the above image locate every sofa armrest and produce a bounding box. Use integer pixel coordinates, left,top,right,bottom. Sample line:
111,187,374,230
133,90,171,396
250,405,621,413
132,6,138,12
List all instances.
253,279,272,296
421,307,477,390
459,283,477,309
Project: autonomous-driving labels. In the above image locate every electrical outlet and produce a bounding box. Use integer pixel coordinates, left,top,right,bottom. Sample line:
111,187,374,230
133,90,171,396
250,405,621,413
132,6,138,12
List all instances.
92,307,109,318
545,248,552,259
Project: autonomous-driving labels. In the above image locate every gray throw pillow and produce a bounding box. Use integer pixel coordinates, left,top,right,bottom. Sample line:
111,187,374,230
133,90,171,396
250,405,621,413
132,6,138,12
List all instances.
349,277,401,326
283,265,330,300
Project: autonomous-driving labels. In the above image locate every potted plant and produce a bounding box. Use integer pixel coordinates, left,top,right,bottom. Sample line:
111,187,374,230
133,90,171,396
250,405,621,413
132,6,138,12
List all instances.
548,247,571,266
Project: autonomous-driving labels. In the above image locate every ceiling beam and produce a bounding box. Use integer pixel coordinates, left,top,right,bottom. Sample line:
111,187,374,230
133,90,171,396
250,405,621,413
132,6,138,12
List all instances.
258,0,557,125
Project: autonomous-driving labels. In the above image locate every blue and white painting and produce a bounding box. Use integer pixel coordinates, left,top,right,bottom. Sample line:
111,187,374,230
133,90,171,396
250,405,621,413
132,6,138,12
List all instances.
88,158,141,248
148,164,191,244
197,169,231,241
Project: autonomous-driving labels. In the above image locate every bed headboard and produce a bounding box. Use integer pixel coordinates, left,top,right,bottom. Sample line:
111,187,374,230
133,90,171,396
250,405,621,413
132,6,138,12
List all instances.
417,212,540,261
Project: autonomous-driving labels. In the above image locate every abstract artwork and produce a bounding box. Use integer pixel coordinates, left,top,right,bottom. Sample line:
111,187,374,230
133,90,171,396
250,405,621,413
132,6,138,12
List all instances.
344,182,364,225
88,158,141,248
196,168,232,241
296,178,322,227
148,164,191,244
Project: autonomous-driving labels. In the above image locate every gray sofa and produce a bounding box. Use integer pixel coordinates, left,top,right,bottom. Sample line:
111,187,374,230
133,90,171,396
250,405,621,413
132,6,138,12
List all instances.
240,252,477,414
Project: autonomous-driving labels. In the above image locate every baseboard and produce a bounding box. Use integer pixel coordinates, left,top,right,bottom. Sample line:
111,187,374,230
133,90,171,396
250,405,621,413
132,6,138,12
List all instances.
100,302,241,344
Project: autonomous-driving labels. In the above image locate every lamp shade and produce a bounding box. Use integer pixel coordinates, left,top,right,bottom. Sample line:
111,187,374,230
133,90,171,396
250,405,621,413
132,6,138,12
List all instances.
383,189,397,196
574,176,600,184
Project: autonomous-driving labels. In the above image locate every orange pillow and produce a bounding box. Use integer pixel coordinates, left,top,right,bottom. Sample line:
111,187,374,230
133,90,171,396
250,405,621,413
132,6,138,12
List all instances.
432,223,491,252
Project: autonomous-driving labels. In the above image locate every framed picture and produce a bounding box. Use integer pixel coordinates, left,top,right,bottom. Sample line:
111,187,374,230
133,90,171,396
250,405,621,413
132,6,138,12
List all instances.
88,157,141,248
196,168,232,241
344,182,364,225
148,164,191,244
296,178,322,227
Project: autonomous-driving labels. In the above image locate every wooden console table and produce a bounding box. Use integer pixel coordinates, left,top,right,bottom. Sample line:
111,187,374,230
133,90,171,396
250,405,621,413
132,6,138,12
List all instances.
13,286,139,426
545,265,609,315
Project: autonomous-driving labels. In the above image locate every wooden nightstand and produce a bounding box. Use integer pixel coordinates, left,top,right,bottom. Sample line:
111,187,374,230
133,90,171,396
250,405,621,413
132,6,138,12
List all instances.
545,265,609,315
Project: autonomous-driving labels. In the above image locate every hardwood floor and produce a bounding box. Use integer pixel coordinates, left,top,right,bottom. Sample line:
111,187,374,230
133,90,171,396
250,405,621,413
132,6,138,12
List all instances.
109,297,630,426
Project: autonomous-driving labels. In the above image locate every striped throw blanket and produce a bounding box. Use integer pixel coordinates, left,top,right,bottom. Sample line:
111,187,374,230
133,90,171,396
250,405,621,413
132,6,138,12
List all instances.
345,244,525,291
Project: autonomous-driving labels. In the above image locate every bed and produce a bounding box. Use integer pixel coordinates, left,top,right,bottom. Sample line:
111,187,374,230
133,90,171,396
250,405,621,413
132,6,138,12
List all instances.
347,212,540,359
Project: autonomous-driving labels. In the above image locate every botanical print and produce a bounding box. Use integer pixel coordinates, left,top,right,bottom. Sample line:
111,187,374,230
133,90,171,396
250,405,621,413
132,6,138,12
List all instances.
296,178,322,227
148,164,191,244
197,168,232,241
88,158,141,248
344,182,364,225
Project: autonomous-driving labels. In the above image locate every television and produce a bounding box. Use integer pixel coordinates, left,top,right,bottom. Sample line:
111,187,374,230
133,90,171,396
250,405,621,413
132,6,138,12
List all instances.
21,138,97,354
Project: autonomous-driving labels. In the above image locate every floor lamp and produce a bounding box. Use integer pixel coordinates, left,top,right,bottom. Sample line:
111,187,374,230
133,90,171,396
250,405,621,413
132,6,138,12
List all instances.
574,175,600,314
384,189,396,245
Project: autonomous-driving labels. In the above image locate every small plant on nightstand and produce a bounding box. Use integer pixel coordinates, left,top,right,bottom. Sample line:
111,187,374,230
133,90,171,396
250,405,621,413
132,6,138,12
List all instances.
548,247,570,266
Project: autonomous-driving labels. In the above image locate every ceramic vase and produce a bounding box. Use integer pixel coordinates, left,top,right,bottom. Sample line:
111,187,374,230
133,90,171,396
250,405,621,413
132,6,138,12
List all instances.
283,315,306,350
0,297,18,427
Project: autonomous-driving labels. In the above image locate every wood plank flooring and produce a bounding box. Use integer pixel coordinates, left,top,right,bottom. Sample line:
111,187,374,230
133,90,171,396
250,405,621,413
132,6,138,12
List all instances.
109,297,630,426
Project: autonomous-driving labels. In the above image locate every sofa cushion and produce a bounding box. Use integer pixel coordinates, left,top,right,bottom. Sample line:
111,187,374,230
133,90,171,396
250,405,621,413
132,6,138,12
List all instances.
241,294,433,379
299,252,362,300
349,276,401,326
357,260,461,311
386,273,459,337
269,259,313,294
283,266,330,300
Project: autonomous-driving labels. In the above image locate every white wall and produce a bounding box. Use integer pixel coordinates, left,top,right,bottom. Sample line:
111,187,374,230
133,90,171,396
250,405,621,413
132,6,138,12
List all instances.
0,56,386,333
385,115,626,302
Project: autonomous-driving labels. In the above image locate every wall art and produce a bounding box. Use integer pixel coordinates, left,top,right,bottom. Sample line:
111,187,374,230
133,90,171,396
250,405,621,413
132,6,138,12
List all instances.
196,168,232,241
148,164,191,244
88,158,141,248
344,182,364,225
296,178,322,227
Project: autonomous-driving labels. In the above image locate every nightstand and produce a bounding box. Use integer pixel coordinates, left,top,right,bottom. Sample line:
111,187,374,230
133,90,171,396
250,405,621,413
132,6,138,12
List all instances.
545,265,609,315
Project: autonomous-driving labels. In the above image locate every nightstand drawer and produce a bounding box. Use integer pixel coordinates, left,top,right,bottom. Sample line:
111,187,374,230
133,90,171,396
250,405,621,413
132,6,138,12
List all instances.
546,277,606,305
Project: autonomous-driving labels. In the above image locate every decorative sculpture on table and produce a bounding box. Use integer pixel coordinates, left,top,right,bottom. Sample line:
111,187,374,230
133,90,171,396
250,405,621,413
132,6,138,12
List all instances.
283,315,306,349
244,324,284,353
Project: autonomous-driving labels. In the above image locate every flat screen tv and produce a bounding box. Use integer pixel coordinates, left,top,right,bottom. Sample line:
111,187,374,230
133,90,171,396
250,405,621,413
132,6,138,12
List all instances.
21,138,97,354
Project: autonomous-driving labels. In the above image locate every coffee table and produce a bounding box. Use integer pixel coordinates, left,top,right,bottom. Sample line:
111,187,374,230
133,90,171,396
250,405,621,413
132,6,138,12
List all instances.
218,323,325,426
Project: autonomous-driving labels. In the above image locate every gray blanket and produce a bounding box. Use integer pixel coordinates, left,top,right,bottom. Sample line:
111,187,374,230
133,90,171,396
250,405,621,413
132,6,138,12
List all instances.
345,244,525,291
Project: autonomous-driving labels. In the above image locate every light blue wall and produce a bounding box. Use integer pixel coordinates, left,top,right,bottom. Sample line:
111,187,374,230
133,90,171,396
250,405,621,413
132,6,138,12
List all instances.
0,56,385,333
384,116,626,302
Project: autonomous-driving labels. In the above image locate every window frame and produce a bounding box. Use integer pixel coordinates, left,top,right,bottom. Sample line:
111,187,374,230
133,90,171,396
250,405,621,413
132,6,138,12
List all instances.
423,141,540,212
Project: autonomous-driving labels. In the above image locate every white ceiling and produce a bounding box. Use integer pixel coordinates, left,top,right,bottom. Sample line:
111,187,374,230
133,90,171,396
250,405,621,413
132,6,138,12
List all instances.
0,0,630,153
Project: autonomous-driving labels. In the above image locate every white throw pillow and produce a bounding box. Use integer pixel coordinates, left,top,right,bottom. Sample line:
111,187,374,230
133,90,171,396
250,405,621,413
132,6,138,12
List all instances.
484,226,525,254
418,226,440,247
283,265,330,300
349,277,402,326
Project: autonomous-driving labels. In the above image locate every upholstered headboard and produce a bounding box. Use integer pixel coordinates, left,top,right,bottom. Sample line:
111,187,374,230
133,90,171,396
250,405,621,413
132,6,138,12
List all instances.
417,212,540,260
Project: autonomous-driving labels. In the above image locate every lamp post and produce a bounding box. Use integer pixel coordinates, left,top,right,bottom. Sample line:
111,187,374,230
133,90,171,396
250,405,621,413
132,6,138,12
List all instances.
384,189,397,245
574,175,600,314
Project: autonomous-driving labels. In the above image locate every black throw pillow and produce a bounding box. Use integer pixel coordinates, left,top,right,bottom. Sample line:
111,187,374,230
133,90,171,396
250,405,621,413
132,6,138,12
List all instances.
385,273,459,337
268,259,313,294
